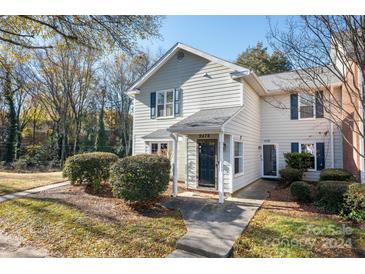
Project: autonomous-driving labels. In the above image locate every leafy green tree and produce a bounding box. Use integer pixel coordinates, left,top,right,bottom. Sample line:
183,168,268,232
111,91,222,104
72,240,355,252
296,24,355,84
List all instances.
235,42,291,76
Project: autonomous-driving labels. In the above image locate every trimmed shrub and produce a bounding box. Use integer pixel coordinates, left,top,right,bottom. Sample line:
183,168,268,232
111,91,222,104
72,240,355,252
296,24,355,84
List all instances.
317,180,353,213
341,183,365,221
279,167,303,185
290,181,311,203
319,168,354,181
284,152,312,171
110,154,170,201
63,152,118,192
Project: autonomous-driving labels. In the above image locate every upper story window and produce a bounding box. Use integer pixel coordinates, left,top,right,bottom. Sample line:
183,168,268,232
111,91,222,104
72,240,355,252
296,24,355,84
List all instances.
290,91,323,120
157,90,174,118
299,93,315,119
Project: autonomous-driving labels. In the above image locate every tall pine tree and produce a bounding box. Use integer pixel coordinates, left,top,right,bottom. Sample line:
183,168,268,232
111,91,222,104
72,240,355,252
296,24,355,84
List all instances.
235,42,291,76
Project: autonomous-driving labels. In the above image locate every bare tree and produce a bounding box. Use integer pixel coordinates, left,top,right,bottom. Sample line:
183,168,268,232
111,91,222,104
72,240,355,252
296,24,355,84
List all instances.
102,50,156,156
0,16,163,51
268,16,365,158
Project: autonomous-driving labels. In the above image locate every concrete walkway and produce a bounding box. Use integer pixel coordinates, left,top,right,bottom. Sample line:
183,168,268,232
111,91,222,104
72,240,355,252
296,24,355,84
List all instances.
0,181,70,203
0,233,49,258
165,179,277,258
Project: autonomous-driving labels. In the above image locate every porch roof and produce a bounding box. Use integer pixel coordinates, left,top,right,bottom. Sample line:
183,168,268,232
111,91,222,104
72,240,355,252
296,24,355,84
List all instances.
142,129,172,140
168,106,241,133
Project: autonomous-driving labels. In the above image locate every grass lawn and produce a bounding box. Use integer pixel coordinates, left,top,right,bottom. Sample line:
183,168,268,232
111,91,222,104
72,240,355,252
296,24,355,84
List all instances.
233,184,365,258
0,185,186,257
0,171,65,195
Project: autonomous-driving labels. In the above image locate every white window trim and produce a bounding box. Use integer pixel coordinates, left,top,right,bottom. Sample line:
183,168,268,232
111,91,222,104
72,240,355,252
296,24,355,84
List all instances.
298,92,316,120
156,89,174,119
149,141,170,155
299,142,317,171
233,140,244,177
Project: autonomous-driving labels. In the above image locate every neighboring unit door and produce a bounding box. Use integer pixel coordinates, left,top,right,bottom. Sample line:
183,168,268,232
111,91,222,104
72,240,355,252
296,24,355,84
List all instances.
198,139,217,187
263,144,278,177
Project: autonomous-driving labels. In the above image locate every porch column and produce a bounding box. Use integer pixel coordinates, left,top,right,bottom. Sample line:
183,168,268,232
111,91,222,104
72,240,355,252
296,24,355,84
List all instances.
172,134,178,197
218,132,224,203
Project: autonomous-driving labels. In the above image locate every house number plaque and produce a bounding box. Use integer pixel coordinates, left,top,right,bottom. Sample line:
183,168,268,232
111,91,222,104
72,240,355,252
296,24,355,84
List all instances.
198,134,210,138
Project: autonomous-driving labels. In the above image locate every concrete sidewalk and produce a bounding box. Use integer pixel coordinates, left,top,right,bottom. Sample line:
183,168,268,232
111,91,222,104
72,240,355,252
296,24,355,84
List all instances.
0,181,70,203
165,179,277,258
0,233,49,258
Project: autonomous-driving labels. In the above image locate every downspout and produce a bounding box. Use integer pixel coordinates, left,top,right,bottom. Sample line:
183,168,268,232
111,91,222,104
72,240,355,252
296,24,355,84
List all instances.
358,65,365,183
171,133,178,196
329,87,335,168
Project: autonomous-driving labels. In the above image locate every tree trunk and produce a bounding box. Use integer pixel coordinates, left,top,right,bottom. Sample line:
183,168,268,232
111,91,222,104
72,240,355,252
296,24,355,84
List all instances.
3,68,17,163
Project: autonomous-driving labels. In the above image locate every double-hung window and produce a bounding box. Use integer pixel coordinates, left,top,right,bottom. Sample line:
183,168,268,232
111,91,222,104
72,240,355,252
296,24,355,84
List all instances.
234,141,244,175
299,93,315,119
157,90,174,118
300,143,316,170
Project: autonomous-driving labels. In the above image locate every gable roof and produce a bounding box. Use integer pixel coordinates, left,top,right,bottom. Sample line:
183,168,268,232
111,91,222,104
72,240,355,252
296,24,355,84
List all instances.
127,42,250,92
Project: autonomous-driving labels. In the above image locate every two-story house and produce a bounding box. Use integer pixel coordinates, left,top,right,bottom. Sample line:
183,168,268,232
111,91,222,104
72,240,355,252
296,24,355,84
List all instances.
127,42,360,203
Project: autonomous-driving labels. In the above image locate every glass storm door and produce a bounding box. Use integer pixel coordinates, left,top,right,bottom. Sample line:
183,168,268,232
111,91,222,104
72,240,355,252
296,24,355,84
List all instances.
198,140,217,187
263,144,277,177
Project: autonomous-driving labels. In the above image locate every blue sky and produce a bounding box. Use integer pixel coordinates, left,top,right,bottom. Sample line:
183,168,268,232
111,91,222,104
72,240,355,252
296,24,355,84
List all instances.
140,16,292,62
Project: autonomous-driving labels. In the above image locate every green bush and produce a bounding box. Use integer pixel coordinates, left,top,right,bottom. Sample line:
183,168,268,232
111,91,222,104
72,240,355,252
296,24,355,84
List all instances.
341,183,365,221
279,167,303,184
110,154,170,201
319,168,355,181
317,180,353,212
63,152,118,192
290,181,312,203
284,152,312,171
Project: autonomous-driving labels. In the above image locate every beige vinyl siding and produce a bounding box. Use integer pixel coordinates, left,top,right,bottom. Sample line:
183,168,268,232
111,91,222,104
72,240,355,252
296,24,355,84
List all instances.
133,50,242,183
260,92,343,181
224,81,262,192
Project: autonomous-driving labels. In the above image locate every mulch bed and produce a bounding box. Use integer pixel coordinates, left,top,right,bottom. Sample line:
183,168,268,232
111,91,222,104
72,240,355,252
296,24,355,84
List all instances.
34,182,185,224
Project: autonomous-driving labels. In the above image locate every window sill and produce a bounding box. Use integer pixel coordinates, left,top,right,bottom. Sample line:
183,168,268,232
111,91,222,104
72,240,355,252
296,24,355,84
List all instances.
156,116,175,120
298,117,316,121
234,172,244,178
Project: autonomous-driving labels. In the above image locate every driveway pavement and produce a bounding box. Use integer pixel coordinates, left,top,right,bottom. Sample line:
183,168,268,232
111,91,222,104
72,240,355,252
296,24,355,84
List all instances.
165,179,277,258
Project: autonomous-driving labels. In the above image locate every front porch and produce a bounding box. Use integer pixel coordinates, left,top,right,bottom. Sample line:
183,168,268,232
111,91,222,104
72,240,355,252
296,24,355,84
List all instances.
167,106,244,203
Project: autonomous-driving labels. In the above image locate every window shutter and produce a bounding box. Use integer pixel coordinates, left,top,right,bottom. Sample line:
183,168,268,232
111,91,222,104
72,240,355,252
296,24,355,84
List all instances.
150,92,156,119
174,88,182,117
291,142,299,153
290,94,298,120
315,91,324,118
316,142,325,170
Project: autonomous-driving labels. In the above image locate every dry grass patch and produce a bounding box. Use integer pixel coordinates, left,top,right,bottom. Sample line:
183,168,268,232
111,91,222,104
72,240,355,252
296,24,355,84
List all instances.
0,172,65,195
0,185,186,257
233,184,365,258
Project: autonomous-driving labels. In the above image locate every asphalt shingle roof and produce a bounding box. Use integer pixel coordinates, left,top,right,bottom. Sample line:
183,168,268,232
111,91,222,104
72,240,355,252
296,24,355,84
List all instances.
168,106,242,132
142,129,172,139
259,66,341,93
